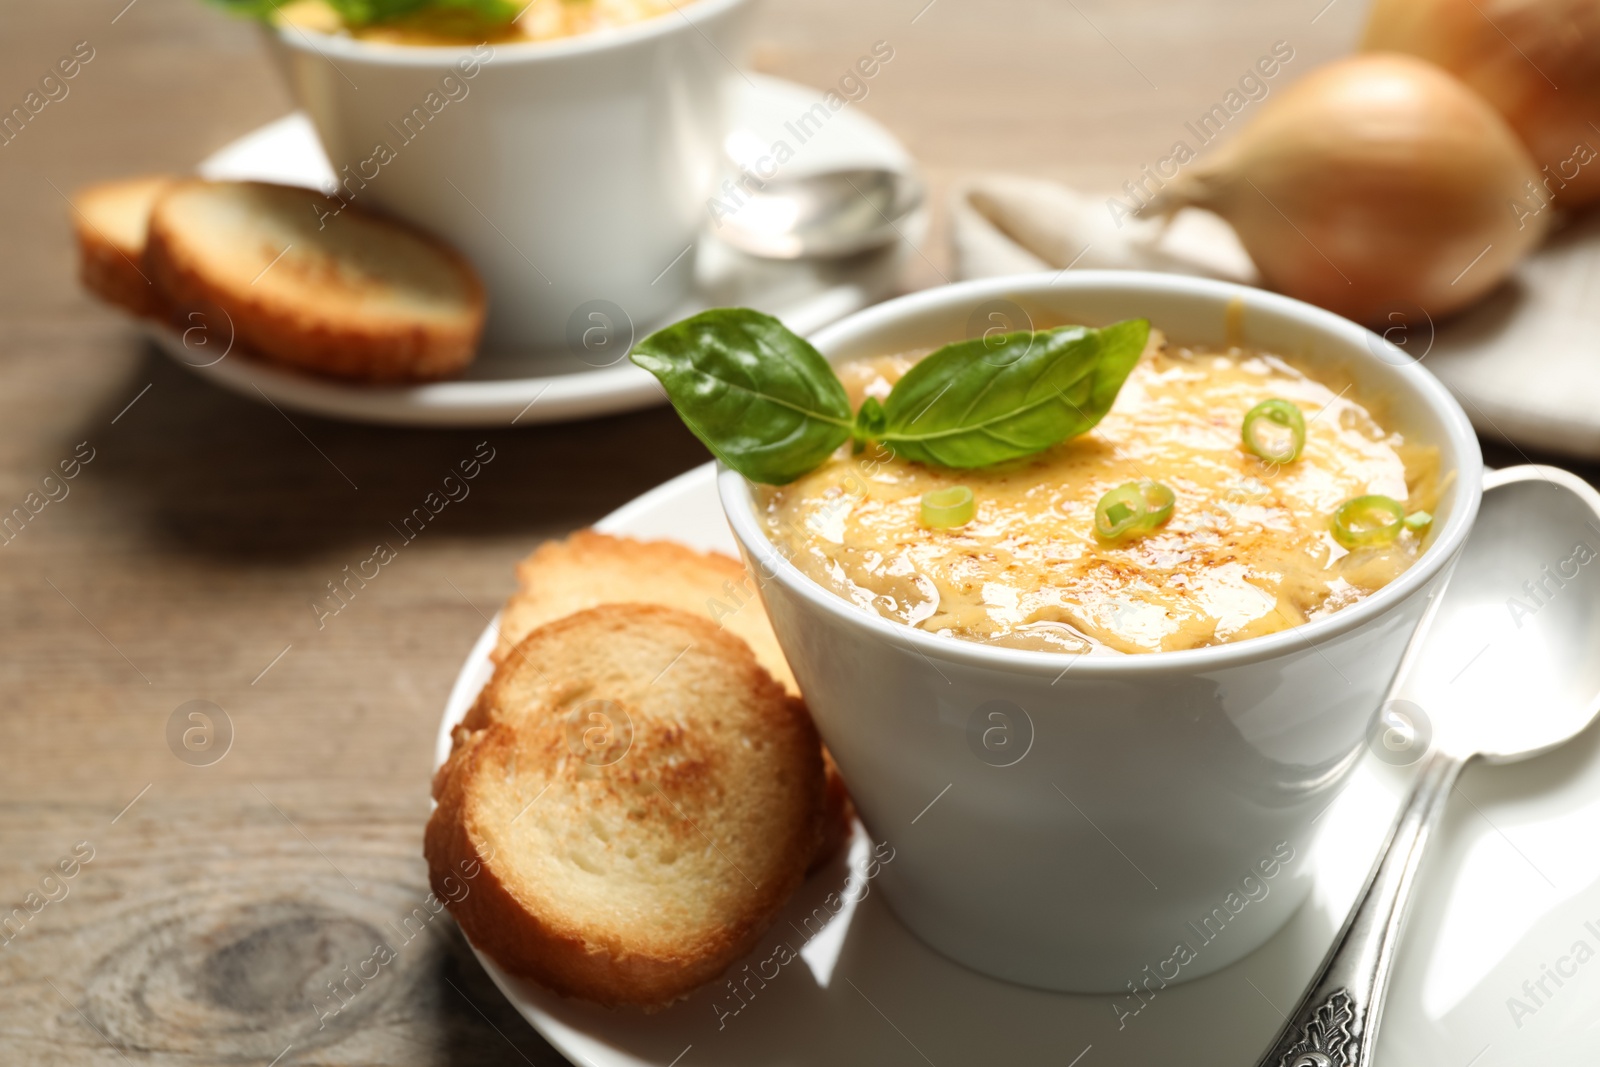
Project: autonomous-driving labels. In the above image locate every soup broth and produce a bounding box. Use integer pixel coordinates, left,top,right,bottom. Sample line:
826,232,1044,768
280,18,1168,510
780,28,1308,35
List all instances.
758,334,1442,655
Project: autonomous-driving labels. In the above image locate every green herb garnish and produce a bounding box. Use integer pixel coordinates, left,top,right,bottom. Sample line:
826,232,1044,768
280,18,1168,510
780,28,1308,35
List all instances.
631,308,1149,485
208,0,519,29
1094,480,1175,541
205,0,283,16
1331,494,1405,548
629,308,855,485
921,486,975,529
1241,398,1306,465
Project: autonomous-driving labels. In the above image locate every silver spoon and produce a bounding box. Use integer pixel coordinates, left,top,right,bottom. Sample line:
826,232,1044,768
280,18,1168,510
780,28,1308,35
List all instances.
1256,464,1600,1067
712,167,924,260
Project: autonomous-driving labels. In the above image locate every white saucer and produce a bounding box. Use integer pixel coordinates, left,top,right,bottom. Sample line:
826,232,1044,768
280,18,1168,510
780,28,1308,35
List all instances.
151,75,922,427
1424,208,1600,461
434,463,1600,1066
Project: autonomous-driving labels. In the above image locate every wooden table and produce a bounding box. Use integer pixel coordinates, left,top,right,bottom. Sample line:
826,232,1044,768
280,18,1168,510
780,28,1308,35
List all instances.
0,1,1585,1063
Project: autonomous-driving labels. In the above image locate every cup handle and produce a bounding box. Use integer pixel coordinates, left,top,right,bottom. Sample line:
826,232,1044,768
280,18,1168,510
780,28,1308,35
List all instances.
1254,462,1600,1066
1484,462,1600,502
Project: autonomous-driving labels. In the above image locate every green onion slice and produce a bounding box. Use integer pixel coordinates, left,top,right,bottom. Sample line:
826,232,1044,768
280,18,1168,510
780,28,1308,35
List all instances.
1094,480,1175,541
1242,399,1307,464
1332,494,1405,548
1403,510,1432,531
921,485,975,528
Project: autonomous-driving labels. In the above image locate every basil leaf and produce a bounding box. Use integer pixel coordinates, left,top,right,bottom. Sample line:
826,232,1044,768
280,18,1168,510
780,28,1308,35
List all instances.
875,319,1149,468
205,0,283,18
854,396,886,440
631,308,853,485
326,0,431,25
326,0,519,26
209,0,521,27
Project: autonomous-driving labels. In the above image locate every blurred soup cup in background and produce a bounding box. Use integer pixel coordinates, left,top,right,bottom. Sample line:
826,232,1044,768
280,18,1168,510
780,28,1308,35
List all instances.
268,0,755,357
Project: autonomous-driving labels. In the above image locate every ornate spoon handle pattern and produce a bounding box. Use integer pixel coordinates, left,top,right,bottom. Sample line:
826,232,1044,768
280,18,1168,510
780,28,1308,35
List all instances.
1255,751,1464,1067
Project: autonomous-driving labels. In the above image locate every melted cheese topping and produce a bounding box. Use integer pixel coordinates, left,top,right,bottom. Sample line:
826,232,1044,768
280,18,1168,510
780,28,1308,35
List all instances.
758,340,1442,656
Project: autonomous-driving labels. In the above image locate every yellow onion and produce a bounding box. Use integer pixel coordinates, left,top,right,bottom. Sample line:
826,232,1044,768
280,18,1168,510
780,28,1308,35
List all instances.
1365,0,1600,207
1140,54,1547,326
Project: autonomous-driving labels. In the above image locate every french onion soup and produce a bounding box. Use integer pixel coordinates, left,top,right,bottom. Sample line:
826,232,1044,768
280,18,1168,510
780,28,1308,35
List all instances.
755,334,1442,655
275,0,678,44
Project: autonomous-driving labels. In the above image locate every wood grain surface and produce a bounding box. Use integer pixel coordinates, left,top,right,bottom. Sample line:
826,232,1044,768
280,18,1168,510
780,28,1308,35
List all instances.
0,1,1589,1064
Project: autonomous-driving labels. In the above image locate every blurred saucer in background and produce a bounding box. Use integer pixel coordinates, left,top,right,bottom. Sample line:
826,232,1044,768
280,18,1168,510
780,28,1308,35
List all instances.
146,74,926,428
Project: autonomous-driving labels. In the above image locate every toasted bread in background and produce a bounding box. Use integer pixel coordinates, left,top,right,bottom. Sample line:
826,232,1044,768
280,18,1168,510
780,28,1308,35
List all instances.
487,530,855,868
493,530,796,693
144,180,485,383
427,604,824,1007
71,175,172,317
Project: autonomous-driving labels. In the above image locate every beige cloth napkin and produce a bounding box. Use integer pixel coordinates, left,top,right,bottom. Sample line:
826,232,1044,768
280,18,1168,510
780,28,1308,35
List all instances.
949,173,1258,285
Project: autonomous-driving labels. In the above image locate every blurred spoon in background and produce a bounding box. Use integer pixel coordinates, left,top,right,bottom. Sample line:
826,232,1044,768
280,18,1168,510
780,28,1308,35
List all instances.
711,167,923,260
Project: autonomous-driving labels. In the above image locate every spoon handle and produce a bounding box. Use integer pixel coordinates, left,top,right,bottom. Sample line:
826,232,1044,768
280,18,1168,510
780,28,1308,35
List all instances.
1253,749,1465,1067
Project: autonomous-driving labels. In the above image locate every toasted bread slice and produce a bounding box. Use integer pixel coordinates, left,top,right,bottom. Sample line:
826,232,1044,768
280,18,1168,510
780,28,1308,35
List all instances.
493,530,797,694
145,180,485,382
486,530,853,868
427,605,824,1007
71,175,172,317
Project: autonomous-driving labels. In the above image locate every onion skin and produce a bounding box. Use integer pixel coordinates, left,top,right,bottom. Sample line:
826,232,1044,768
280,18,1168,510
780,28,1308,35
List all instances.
1144,54,1547,326
1364,0,1600,207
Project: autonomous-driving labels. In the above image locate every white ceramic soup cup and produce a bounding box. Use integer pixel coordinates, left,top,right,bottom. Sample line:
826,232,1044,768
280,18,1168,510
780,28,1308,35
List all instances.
718,271,1484,993
267,0,754,354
